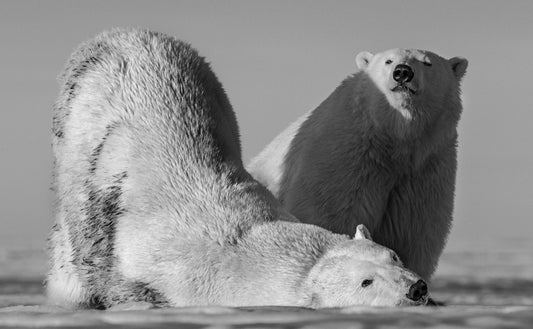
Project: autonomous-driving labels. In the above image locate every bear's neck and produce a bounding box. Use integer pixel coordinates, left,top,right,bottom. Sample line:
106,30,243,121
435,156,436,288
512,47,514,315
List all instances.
345,73,459,170
195,219,347,307
236,220,347,306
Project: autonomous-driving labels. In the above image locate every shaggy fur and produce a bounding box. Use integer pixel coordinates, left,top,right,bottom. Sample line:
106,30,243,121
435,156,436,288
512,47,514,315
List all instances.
47,30,429,309
248,49,468,281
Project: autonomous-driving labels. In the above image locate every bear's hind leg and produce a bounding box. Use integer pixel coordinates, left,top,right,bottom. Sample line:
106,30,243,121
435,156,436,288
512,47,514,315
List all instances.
46,222,88,308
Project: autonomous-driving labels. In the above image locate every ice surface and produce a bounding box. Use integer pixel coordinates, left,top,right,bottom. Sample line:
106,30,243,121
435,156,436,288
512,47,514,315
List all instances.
0,238,532,328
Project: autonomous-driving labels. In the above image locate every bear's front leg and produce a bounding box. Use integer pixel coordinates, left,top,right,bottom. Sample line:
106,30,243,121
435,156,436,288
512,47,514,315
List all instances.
376,148,457,281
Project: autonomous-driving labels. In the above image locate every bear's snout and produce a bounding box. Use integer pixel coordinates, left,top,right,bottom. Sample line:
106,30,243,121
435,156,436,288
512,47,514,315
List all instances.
393,64,414,84
406,279,428,301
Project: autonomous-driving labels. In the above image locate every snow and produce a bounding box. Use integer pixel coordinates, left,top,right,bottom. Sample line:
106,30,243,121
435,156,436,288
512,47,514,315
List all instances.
0,237,531,328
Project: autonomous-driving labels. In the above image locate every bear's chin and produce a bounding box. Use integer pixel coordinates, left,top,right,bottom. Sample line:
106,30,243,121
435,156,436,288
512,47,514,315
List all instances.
391,85,417,95
396,295,429,307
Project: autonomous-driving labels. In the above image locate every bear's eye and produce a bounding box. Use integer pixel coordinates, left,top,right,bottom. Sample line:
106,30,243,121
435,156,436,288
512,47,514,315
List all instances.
423,62,432,67
385,59,393,65
392,254,399,262
361,279,373,288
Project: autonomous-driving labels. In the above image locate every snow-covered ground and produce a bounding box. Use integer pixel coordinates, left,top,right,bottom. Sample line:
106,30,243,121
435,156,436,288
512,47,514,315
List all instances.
0,237,532,328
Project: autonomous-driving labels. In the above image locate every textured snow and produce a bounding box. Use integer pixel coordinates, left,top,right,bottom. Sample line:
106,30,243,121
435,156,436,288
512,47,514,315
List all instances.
0,237,532,328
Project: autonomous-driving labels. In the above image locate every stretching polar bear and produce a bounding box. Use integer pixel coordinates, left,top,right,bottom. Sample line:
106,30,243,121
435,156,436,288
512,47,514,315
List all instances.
47,29,428,309
249,49,468,281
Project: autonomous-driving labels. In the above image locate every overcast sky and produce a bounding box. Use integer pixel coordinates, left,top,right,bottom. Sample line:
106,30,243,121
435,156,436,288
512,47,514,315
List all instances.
0,0,532,252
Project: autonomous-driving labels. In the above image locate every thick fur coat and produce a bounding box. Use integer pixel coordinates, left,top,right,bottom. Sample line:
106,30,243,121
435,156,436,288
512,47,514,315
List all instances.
249,49,468,280
47,30,428,309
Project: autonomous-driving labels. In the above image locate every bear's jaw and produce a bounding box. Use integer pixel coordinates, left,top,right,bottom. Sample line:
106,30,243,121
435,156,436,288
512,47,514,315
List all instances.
398,293,430,307
364,71,417,122
391,83,417,95
384,92,415,121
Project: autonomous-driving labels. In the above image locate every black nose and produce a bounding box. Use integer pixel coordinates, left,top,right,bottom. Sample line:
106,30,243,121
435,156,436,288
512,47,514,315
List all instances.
393,64,414,83
407,280,428,301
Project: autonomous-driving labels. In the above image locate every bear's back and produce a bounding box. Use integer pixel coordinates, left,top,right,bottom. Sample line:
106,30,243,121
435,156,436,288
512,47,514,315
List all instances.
49,28,269,308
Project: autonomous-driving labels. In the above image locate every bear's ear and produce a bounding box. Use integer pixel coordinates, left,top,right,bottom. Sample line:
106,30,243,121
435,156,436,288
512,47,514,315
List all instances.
354,224,373,241
356,51,374,70
449,57,468,81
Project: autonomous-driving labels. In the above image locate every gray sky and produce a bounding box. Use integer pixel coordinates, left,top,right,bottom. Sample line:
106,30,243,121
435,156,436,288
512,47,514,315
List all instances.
0,0,532,251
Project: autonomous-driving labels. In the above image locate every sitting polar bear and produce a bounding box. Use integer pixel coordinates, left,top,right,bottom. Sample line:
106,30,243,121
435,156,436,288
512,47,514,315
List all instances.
47,29,428,309
248,49,468,281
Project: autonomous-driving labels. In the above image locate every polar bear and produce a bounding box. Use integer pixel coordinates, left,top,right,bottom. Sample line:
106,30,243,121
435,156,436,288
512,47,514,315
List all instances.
248,48,468,281
47,30,429,309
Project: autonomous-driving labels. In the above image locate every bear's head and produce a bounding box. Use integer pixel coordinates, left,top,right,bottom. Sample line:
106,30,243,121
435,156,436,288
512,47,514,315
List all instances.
306,225,429,307
355,48,467,138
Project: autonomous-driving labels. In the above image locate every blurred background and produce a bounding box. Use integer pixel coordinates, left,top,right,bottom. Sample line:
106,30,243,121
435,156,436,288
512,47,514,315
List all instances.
0,0,531,277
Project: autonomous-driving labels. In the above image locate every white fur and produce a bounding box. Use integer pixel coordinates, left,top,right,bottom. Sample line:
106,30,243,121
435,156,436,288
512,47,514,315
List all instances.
46,221,86,307
247,110,311,197
249,48,468,281
48,31,429,309
357,49,429,120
